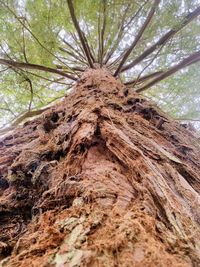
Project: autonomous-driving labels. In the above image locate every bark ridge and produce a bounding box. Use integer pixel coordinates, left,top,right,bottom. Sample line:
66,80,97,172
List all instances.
0,69,200,267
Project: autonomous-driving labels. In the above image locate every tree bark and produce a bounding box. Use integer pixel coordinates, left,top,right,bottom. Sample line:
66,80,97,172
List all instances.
0,69,200,267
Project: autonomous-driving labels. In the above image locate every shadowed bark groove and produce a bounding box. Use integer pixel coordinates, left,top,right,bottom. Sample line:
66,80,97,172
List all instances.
0,69,200,267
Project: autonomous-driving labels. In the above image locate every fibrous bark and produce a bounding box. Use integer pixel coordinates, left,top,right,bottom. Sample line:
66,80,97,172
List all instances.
0,69,200,267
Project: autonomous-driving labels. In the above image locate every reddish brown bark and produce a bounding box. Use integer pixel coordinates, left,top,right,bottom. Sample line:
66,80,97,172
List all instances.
0,69,200,267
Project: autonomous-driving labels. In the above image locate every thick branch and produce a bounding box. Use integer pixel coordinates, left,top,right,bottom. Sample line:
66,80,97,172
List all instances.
67,0,94,68
100,0,106,66
56,64,84,72
18,69,69,85
81,29,96,63
114,0,160,76
0,58,77,80
124,71,163,86
121,5,200,73
136,50,200,92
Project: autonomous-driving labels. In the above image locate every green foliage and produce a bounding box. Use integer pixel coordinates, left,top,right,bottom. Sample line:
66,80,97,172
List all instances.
146,62,200,127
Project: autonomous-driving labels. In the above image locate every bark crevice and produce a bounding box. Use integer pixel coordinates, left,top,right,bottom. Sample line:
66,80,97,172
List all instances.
0,69,199,266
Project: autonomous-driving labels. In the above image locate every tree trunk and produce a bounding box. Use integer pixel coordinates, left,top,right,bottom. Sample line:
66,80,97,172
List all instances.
0,68,200,267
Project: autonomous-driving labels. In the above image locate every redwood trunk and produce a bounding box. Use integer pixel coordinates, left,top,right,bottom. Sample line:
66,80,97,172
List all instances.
0,69,200,267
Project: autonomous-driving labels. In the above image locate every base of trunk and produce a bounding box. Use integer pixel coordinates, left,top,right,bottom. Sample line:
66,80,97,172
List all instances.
0,69,200,266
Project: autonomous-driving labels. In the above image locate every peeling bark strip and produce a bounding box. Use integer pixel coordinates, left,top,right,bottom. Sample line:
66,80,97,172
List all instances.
0,69,200,266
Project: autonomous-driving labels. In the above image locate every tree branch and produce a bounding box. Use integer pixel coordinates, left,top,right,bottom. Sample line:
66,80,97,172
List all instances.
59,47,87,65
18,69,69,85
11,67,35,112
103,2,146,65
1,1,77,74
103,4,129,64
175,118,200,122
136,50,200,92
0,67,10,73
124,42,165,87
121,5,200,73
81,29,96,63
0,108,49,135
60,37,87,62
114,0,160,76
67,0,94,68
84,21,97,60
0,58,77,80
124,71,163,86
99,0,106,66
26,78,34,111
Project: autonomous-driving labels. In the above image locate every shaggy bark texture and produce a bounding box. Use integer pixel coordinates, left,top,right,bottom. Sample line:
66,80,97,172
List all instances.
0,69,200,267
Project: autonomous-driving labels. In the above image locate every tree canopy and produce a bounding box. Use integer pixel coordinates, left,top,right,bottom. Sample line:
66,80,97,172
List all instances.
0,0,200,131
